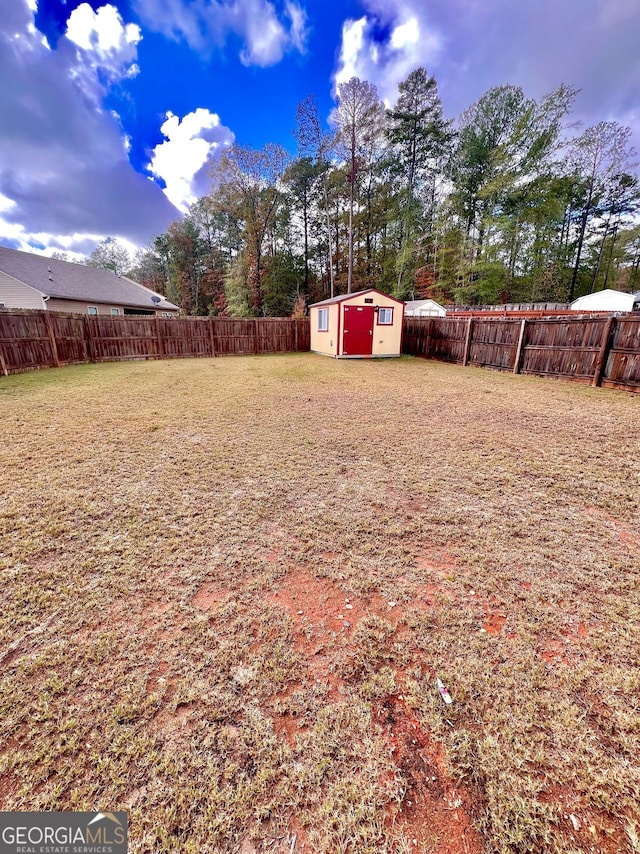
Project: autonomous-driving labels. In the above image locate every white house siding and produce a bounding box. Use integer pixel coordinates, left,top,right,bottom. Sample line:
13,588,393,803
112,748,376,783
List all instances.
0,271,46,309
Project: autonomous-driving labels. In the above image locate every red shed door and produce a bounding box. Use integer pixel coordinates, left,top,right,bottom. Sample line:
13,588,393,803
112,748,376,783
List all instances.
342,305,374,356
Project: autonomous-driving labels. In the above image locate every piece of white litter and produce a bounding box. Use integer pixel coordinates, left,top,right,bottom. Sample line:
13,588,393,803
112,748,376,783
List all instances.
388,601,397,607
436,677,453,705
569,814,581,832
345,603,353,610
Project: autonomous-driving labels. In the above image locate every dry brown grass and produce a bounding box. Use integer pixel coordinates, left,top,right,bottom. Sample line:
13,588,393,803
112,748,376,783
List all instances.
0,354,639,854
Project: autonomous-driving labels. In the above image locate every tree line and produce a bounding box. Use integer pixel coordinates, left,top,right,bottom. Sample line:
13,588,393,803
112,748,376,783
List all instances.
87,70,640,315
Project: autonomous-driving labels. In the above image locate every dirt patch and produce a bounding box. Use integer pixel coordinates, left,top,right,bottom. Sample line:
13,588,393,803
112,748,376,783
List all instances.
482,601,508,635
152,704,191,746
415,549,459,577
377,695,484,854
540,641,570,666
482,612,506,635
585,506,640,550
192,582,225,611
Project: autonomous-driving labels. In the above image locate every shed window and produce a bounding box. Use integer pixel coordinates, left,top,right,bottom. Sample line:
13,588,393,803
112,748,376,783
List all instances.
87,306,98,316
318,308,329,331
110,308,121,316
378,307,393,325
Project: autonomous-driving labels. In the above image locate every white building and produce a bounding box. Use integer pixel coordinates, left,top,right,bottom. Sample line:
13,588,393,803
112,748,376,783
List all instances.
571,289,640,313
404,299,447,317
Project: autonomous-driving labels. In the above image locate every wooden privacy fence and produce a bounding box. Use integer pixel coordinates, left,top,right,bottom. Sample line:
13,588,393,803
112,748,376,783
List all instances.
0,311,310,375
403,315,640,392
2,308,639,393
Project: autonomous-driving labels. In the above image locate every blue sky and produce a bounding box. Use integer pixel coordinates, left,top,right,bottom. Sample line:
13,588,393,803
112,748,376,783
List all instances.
1,0,639,257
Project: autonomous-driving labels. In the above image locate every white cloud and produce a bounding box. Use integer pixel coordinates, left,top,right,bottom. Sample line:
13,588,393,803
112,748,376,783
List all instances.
390,16,419,51
0,213,106,258
238,7,288,66
333,1,441,105
132,0,307,66
0,0,179,252
148,109,235,212
65,3,142,82
285,0,308,54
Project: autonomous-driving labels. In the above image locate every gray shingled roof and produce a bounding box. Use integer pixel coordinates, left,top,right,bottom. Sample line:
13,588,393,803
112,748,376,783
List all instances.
0,246,178,311
311,288,405,307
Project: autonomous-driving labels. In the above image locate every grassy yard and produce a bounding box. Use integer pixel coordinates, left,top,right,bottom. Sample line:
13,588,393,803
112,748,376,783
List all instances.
0,354,638,854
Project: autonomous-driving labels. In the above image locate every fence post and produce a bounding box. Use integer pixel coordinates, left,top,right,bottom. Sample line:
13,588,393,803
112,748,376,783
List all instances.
592,316,615,387
513,318,527,374
462,317,473,366
294,319,299,352
83,316,95,362
43,312,61,368
208,316,217,357
155,315,164,359
254,319,259,355
0,345,8,376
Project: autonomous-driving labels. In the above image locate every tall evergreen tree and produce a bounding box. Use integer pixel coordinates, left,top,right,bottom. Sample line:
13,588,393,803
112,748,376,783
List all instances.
387,67,452,297
333,77,384,293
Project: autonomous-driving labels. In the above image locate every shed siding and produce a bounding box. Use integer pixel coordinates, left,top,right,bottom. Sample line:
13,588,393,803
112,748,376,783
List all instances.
310,303,339,355
0,272,46,309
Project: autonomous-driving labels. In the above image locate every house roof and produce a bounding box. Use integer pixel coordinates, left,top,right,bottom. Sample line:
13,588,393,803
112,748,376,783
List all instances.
0,246,178,312
310,288,405,307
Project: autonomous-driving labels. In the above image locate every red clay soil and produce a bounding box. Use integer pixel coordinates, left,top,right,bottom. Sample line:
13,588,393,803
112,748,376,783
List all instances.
538,783,632,854
186,562,628,853
263,568,484,854
376,695,484,854
481,601,507,636
265,568,382,705
585,506,640,550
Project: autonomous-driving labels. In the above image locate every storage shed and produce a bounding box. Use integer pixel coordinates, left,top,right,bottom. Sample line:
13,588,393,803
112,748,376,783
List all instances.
404,298,446,317
310,289,404,358
571,289,640,313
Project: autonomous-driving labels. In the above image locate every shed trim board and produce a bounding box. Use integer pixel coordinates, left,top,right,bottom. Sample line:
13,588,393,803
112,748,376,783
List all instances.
310,289,404,358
